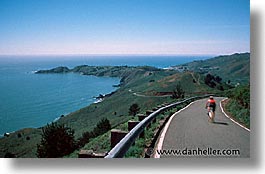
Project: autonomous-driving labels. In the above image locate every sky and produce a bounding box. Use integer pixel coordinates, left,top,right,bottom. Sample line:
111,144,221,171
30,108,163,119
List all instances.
0,0,250,55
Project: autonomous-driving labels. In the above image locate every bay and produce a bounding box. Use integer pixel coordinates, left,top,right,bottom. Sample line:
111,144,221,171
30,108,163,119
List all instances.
0,55,211,136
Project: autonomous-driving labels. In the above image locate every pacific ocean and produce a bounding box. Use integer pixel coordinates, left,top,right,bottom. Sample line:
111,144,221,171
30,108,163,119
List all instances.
0,55,211,136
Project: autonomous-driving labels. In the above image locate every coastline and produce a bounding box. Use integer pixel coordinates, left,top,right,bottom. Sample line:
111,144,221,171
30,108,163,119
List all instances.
0,71,121,139
1,65,128,141
0,88,120,138
0,53,250,157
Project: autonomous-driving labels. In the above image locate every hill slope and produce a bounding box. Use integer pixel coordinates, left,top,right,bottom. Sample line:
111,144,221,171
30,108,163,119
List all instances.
1,53,249,157
172,53,250,85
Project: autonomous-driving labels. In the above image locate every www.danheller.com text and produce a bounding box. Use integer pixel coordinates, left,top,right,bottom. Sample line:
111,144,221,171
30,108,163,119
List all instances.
148,147,241,157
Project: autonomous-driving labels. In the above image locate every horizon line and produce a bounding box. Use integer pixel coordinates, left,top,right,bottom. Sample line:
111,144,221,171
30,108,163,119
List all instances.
0,52,249,57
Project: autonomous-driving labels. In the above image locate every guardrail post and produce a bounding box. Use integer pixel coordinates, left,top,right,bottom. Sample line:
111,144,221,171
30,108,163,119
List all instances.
157,105,162,108
152,117,157,124
128,120,140,131
163,102,169,106
146,110,153,115
128,121,138,145
152,107,158,111
138,114,151,129
104,95,211,158
111,129,128,148
137,114,146,121
128,120,144,138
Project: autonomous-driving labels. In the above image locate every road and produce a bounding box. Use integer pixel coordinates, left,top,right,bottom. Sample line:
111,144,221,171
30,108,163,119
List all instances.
155,97,250,158
191,72,201,85
128,89,172,98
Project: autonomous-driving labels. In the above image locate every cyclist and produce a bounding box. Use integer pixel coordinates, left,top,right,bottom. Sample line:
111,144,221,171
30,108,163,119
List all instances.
205,96,216,122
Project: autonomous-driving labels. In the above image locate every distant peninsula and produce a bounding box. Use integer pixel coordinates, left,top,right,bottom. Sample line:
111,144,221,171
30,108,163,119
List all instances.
1,53,250,158
36,65,161,87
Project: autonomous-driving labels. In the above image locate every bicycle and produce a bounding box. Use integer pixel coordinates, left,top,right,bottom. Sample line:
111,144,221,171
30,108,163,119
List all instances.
207,107,215,123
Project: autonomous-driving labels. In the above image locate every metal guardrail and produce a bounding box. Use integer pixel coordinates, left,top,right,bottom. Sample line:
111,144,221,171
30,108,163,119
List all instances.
104,94,212,158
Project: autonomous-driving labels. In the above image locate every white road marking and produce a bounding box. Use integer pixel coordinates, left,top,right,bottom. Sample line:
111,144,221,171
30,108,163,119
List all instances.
220,98,250,132
154,100,199,158
153,97,250,158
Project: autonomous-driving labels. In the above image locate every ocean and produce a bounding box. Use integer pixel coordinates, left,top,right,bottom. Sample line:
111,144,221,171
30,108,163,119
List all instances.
0,55,211,136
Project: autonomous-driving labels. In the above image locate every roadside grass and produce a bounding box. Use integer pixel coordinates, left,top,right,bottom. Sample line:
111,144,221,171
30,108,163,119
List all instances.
225,99,250,129
66,117,133,158
224,85,250,129
0,128,42,158
67,101,188,158
0,66,222,158
124,103,187,158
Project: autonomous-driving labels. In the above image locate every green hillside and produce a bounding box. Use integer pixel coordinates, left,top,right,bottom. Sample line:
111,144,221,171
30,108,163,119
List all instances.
0,53,249,158
172,53,250,85
1,66,218,157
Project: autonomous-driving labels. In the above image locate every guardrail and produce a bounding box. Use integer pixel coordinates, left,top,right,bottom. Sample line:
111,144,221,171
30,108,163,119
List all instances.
104,94,212,158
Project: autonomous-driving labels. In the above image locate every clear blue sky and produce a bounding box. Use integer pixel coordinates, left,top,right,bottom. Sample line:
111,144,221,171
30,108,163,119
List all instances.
0,0,250,55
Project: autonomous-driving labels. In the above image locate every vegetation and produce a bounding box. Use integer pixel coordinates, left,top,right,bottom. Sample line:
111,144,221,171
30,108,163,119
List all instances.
176,53,250,85
37,118,111,158
171,83,185,99
225,85,250,128
0,128,42,158
129,103,141,116
204,74,217,88
204,73,233,91
37,123,76,158
4,152,16,158
0,53,249,157
125,138,146,158
93,118,111,137
228,85,250,109
77,118,111,148
36,66,70,73
66,119,129,157
125,103,187,158
125,120,160,158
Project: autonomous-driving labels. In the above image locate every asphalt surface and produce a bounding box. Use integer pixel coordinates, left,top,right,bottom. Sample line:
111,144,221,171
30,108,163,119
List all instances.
157,97,250,158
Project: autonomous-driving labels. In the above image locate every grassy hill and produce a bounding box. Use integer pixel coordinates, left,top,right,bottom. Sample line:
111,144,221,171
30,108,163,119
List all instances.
0,53,249,157
55,66,216,138
172,53,250,85
1,66,216,157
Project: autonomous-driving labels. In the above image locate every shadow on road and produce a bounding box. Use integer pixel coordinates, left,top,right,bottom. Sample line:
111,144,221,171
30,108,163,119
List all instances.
212,121,229,126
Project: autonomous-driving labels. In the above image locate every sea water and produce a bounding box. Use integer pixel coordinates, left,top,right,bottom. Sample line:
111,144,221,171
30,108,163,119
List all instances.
0,55,210,136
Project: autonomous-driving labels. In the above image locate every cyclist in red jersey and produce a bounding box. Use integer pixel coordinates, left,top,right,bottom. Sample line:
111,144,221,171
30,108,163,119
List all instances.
205,96,216,122
206,96,216,112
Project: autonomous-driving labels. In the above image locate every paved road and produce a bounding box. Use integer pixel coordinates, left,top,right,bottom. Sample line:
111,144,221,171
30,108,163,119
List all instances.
128,89,171,98
155,97,250,158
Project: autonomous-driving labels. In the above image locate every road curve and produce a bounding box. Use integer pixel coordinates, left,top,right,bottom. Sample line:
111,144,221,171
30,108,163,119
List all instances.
128,89,171,98
154,97,250,158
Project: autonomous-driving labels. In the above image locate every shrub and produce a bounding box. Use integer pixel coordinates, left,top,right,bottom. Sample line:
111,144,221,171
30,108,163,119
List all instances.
37,123,76,158
227,85,250,109
129,103,140,116
217,85,224,91
93,118,111,137
4,152,16,158
77,131,91,148
204,74,222,88
77,118,111,148
17,133,22,138
226,99,250,128
225,85,250,128
171,83,185,99
215,76,222,83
